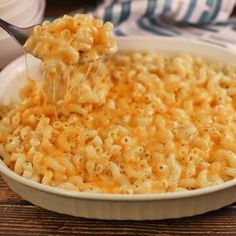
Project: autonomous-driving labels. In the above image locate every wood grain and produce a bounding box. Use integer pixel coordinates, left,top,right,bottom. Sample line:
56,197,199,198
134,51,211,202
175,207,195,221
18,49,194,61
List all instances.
0,176,235,236
45,0,101,17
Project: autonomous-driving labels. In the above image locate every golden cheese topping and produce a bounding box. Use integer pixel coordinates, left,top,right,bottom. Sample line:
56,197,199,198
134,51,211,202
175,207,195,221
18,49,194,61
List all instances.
0,50,236,194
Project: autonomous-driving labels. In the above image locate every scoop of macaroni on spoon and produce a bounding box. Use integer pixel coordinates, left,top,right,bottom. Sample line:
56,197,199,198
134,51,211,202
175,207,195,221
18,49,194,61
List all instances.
0,14,117,76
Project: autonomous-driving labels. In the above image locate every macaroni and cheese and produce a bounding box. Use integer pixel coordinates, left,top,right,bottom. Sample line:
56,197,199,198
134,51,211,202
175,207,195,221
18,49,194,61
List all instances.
23,14,117,80
0,15,236,194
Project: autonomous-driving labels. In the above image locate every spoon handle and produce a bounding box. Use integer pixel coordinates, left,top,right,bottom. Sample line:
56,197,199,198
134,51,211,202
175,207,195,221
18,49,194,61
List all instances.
0,18,30,46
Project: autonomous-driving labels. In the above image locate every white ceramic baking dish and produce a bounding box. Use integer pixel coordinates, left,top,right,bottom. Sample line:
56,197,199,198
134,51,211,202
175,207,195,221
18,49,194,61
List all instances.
0,37,235,220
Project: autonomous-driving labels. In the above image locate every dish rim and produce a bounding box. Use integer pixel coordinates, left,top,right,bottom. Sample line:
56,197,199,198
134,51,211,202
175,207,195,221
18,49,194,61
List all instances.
0,36,236,202
1,159,236,201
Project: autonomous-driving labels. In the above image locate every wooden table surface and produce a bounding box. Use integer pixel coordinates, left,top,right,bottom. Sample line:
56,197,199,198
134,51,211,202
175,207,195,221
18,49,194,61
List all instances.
1,1,236,235
0,177,236,235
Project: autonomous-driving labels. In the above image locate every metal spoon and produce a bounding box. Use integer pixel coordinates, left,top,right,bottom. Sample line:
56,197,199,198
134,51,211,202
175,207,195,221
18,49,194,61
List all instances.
0,18,35,46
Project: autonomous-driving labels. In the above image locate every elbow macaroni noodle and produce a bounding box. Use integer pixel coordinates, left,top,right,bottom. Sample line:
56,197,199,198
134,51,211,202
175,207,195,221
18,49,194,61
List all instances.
23,14,117,80
0,15,236,194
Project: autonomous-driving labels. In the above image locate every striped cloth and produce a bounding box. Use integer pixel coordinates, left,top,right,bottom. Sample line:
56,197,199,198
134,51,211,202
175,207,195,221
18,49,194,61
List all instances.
88,0,236,52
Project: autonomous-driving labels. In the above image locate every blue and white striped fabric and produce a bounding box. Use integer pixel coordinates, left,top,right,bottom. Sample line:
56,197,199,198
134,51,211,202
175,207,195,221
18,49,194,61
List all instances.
89,0,236,51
